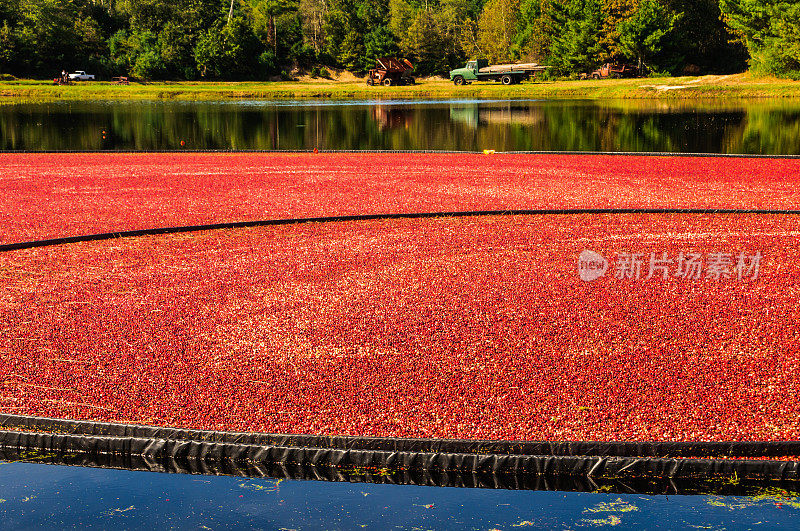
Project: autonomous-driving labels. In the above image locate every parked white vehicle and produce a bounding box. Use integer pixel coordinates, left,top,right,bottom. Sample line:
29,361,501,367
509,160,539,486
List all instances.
68,71,95,81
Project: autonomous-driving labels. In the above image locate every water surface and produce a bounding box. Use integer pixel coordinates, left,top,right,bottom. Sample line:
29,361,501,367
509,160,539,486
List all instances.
3,99,800,153
1,461,799,529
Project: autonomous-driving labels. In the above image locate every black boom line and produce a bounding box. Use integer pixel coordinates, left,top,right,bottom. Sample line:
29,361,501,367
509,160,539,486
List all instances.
2,208,800,253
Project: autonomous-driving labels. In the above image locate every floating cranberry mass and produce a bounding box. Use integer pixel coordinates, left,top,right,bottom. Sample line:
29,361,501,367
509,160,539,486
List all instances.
1,153,798,444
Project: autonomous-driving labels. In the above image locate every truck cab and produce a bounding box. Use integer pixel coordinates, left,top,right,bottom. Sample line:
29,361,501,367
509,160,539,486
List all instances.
449,60,488,84
68,71,95,81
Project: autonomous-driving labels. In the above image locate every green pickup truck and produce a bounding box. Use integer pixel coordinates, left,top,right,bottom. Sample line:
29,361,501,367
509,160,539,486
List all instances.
449,60,549,85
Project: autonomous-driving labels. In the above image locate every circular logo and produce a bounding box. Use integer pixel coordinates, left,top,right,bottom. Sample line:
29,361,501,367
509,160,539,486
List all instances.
578,250,608,282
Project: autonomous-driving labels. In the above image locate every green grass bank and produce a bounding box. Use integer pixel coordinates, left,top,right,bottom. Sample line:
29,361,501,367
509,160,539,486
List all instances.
2,73,800,102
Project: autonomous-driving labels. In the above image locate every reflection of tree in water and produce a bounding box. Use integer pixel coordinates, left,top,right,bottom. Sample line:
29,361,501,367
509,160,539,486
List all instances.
1,101,800,153
536,105,747,153
0,103,106,150
737,109,800,155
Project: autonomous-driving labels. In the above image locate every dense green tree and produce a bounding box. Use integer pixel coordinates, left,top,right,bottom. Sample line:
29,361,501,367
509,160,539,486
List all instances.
365,25,399,60
390,0,470,74
400,8,442,72
546,0,604,75
0,20,16,74
516,0,555,61
617,0,680,70
663,0,746,74
0,0,787,79
298,0,327,53
128,31,166,79
249,0,298,53
476,0,521,63
337,30,364,69
439,0,473,66
321,0,353,63
720,0,800,78
402,8,454,73
195,17,263,78
8,0,101,75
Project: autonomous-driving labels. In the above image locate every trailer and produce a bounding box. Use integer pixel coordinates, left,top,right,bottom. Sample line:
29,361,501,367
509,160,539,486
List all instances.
449,60,549,85
366,57,415,86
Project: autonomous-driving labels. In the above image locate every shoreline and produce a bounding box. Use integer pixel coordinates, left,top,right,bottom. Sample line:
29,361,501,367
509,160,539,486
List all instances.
3,73,800,102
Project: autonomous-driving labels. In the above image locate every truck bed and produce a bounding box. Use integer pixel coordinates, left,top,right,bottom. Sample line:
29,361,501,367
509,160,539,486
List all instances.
478,63,546,73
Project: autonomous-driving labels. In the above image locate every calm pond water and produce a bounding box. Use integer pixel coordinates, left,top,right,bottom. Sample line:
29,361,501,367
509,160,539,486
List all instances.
1,461,799,529
3,99,800,153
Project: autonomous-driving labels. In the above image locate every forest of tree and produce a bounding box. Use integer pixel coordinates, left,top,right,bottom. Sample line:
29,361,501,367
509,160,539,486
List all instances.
0,0,797,80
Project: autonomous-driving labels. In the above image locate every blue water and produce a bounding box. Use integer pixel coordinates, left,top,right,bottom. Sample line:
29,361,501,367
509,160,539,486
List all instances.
1,461,799,529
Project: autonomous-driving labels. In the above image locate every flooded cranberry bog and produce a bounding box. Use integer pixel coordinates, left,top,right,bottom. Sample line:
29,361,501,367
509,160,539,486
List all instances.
1,153,800,498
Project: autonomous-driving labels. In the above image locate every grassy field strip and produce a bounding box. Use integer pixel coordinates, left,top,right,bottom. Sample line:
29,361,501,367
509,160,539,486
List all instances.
3,74,800,102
